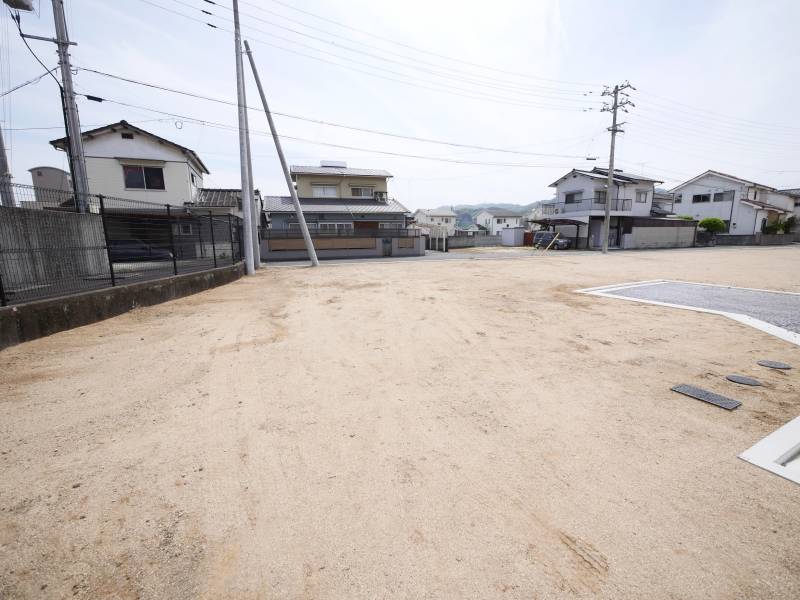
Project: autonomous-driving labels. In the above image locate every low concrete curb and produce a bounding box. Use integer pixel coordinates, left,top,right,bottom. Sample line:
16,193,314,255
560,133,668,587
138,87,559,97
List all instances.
0,263,244,350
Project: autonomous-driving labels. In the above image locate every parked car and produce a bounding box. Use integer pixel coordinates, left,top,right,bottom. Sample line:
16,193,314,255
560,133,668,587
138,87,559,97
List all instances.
533,231,571,250
109,239,174,262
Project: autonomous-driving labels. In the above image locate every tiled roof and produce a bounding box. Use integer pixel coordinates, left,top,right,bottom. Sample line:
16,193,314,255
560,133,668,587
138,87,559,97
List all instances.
290,165,392,177
263,196,410,215
50,120,210,174
194,188,241,208
416,208,457,217
778,188,800,197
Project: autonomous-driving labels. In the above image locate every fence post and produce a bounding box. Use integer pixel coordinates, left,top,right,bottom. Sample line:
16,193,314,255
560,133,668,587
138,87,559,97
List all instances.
98,195,116,287
166,204,178,275
209,211,217,268
0,267,7,306
227,213,235,264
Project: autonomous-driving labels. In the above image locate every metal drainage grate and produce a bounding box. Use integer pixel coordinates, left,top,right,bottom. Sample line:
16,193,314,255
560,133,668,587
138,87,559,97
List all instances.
671,384,741,410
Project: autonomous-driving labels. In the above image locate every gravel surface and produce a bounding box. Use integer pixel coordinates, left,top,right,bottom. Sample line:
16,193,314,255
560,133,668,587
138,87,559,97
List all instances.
1,246,800,599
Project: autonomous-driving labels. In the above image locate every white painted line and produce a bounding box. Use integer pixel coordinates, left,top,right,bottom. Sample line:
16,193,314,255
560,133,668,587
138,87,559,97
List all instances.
576,282,800,347
740,416,800,486
662,279,800,297
574,279,667,294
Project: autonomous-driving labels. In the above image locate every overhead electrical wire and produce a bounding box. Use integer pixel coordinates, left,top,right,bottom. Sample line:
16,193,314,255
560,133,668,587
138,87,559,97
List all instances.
75,67,596,159
179,0,599,98
133,0,596,112
0,66,57,98
77,92,579,169
239,0,600,88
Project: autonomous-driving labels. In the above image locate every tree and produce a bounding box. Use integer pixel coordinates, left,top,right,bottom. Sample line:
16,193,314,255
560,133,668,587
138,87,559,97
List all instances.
698,217,727,234
782,216,796,233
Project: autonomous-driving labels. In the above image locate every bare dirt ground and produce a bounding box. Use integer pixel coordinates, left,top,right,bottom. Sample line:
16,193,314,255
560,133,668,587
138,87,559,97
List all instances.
2,245,799,599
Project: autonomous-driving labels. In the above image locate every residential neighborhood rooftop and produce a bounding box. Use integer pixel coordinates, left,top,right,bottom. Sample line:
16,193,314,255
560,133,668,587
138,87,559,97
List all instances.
262,195,409,214
290,163,393,178
193,188,246,208
49,120,210,174
671,169,779,192
549,167,664,187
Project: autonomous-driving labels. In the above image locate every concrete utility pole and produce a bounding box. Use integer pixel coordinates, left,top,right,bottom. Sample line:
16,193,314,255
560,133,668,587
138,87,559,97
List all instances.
0,128,15,206
242,98,260,269
244,40,319,267
51,0,90,213
232,0,255,275
600,81,634,254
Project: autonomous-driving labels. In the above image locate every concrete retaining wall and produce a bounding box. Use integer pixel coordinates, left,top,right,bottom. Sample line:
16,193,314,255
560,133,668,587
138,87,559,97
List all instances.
262,236,424,261
624,226,696,249
446,235,502,249
0,263,243,350
695,232,796,247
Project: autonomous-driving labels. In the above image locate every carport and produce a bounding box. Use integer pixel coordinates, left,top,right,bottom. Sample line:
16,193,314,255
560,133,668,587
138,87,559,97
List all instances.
530,217,588,249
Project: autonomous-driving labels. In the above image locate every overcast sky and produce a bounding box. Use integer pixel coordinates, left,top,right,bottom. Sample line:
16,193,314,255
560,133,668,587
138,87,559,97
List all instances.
1,0,798,210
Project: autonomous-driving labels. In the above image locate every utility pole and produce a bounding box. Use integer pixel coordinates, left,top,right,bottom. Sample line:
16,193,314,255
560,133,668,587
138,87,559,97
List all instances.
600,81,634,254
51,0,89,213
0,128,15,206
242,97,260,269
244,40,319,267
232,0,255,275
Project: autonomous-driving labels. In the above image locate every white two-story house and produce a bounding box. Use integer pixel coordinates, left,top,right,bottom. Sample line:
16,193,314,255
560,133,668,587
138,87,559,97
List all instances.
543,167,662,248
474,209,523,235
413,208,457,236
50,120,209,206
670,170,795,235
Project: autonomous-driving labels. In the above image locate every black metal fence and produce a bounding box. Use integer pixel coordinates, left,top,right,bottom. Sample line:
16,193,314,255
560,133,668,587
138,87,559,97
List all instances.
0,183,244,306
263,227,420,239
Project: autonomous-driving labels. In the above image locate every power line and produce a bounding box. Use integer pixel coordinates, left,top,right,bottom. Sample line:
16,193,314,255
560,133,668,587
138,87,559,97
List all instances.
77,93,579,169
75,67,596,159
0,66,57,98
133,0,595,112
179,0,599,98
241,0,600,88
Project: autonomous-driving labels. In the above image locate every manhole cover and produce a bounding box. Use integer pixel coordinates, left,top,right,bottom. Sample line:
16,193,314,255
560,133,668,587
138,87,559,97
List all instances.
671,384,741,410
757,360,792,370
726,375,762,386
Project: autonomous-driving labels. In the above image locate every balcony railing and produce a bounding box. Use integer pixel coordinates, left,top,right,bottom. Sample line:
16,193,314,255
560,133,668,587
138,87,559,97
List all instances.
541,197,632,216
264,227,419,239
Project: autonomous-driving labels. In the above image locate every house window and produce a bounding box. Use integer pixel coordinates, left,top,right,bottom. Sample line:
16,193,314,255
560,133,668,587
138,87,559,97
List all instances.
565,191,583,204
173,223,193,236
288,222,319,232
674,194,682,204
636,191,648,203
123,165,165,190
497,218,506,224
190,173,196,185
713,190,734,203
312,185,338,198
318,222,353,235
350,186,374,198
379,222,403,229
121,132,134,140
595,191,607,203
692,194,711,203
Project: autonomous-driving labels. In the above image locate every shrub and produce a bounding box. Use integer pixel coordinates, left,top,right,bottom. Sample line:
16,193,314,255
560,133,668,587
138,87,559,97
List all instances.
698,217,727,234
782,216,796,233
763,222,781,234
677,215,694,221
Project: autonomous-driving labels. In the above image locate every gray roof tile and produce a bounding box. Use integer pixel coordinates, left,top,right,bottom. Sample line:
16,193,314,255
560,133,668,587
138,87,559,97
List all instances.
263,196,410,215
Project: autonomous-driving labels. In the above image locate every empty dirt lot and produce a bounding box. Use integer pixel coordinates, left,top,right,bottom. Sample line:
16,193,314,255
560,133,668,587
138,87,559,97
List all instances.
2,246,799,599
